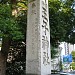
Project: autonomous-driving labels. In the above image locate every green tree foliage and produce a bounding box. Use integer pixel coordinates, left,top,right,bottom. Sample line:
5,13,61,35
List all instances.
70,51,75,70
71,51,75,61
3,0,27,75
0,4,24,40
6,41,26,75
0,1,26,75
49,0,75,46
6,9,27,75
70,62,75,70
49,0,75,59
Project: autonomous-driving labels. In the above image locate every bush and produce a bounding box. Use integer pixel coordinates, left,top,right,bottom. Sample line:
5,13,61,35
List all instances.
70,62,75,70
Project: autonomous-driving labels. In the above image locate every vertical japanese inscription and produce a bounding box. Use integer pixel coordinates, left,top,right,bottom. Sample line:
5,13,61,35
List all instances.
26,0,51,74
41,0,50,66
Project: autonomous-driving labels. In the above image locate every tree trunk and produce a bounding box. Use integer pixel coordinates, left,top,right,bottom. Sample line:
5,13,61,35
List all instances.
1,37,10,55
0,37,10,75
0,52,6,75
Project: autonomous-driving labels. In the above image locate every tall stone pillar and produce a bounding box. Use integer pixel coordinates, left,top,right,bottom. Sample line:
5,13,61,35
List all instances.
26,0,51,75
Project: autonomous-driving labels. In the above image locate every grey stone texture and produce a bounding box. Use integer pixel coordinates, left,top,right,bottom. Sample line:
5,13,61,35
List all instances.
26,0,51,75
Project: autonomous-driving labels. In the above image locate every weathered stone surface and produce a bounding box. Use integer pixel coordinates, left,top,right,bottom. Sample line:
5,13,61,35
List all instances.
26,0,51,75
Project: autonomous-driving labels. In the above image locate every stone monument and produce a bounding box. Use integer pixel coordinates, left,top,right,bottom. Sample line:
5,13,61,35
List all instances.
26,0,51,75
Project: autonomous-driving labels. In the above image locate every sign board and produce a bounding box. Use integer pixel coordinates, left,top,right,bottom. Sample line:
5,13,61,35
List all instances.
63,54,72,63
